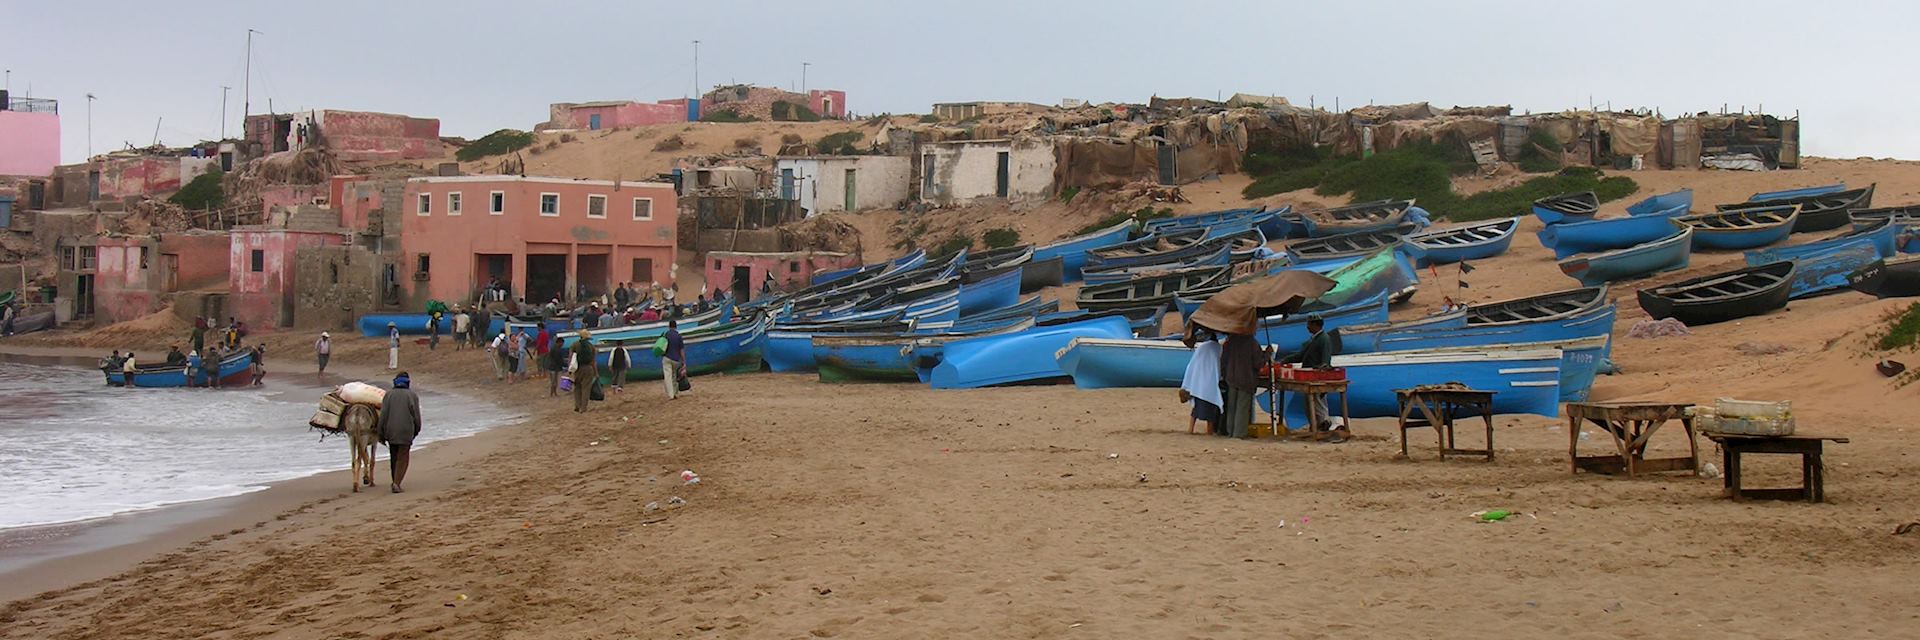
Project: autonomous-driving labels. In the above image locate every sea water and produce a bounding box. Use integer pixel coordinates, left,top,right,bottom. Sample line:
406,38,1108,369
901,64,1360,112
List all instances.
0,357,522,530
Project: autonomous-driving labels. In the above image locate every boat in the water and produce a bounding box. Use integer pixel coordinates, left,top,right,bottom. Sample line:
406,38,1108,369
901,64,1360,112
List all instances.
1636,261,1795,326
1261,346,1566,422
1034,220,1136,282
1750,183,1844,202
1296,199,1418,237
1408,217,1518,265
104,350,255,388
595,314,771,382
1677,205,1798,250
1745,219,1897,298
1075,266,1230,313
1721,184,1874,233
812,318,1035,383
1532,191,1599,225
1558,226,1692,285
1848,256,1920,298
1285,224,1420,264
1538,204,1687,259
1628,189,1694,216
922,315,1136,389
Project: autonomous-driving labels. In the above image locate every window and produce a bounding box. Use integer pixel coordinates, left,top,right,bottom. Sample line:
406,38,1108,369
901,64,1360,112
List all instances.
447,192,463,216
416,193,431,216
416,253,431,275
490,191,505,215
632,258,653,282
249,250,265,273
713,259,721,271
79,246,96,270
539,193,559,216
587,194,607,219
139,247,150,270
328,262,340,284
631,197,653,221
60,246,76,270
788,261,799,273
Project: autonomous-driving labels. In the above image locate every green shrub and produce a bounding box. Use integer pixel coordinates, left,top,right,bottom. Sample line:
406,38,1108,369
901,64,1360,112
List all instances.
816,131,863,155
1059,185,1081,204
1877,303,1920,351
455,129,535,162
168,170,225,209
1514,130,1563,173
983,228,1021,248
1238,140,1639,222
933,234,973,258
918,114,941,123
1071,207,1171,236
701,110,758,123
771,101,821,122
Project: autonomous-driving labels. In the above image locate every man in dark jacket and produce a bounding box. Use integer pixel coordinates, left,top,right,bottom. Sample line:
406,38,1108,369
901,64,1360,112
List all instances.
569,330,598,412
1283,315,1343,437
380,372,423,493
1217,332,1263,438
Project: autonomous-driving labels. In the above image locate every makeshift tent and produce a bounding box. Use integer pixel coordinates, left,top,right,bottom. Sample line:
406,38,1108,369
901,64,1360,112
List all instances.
1188,270,1337,336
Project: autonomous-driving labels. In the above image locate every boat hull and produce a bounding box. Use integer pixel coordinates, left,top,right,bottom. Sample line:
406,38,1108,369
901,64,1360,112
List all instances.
596,317,769,383
1636,262,1795,326
1849,258,1920,298
1055,337,1191,389
1035,221,1135,282
1020,256,1065,292
1410,218,1517,265
1537,208,1683,259
1746,232,1887,299
1260,347,1564,422
1558,227,1692,286
104,352,255,388
927,316,1135,389
359,313,439,337
956,266,1023,316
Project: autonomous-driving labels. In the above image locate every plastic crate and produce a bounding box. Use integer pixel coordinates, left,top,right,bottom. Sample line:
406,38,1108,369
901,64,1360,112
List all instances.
1706,399,1795,436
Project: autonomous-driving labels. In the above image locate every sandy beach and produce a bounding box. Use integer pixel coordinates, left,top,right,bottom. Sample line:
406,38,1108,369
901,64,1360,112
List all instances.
4,162,1920,637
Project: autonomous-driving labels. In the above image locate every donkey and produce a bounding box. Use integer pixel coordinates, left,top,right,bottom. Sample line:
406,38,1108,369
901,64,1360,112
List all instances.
342,404,380,492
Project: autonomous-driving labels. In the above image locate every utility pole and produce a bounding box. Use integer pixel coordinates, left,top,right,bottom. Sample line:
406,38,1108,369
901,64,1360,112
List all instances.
151,117,163,146
220,86,231,139
85,93,95,159
802,62,810,96
243,29,261,126
692,40,701,98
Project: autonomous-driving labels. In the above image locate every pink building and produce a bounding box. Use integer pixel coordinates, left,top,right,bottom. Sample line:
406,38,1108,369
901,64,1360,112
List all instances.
229,228,347,328
545,100,689,130
400,175,679,305
93,233,232,324
705,250,859,302
245,109,441,161
0,94,59,177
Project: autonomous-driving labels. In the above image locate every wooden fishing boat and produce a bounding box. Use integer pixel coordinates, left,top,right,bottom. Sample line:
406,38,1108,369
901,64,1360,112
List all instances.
1142,206,1286,240
597,314,771,382
1676,205,1798,250
955,263,1025,316
1020,256,1065,292
1087,229,1207,263
1075,266,1230,313
1296,199,1417,237
1746,219,1898,299
1034,220,1136,282
1849,204,1920,254
358,313,440,337
1082,242,1232,286
1636,261,1795,326
551,302,733,348
1408,217,1518,265
1085,227,1256,273
1255,346,1567,420
958,245,1033,283
1627,189,1694,216
1749,183,1844,203
4,309,54,336
1538,205,1686,259
923,315,1136,389
1532,191,1599,225
1558,226,1692,286
1720,184,1874,233
812,317,1035,383
1285,223,1420,264
1848,255,1920,298
104,350,255,388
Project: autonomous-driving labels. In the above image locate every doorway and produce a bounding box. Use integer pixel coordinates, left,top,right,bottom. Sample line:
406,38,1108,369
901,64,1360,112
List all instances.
843,169,857,211
75,274,95,318
526,254,567,303
1156,142,1178,185
631,258,654,285
731,266,752,302
589,114,602,130
995,151,1010,198
575,254,609,300
475,254,512,301
162,254,179,291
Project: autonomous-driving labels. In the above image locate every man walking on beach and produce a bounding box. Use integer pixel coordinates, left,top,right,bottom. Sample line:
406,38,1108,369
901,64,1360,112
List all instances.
488,331,508,380
1218,332,1263,439
661,320,685,400
607,339,630,392
427,311,442,351
568,329,597,412
315,332,332,377
386,322,401,370
249,343,266,386
452,308,470,351
379,372,422,493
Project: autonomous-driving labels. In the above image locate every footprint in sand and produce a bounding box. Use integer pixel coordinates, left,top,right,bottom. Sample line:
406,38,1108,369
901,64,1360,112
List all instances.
915,593,947,603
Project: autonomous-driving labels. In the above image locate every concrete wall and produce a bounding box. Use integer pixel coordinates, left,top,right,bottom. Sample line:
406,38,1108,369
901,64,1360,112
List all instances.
809,90,848,119
229,229,346,328
0,110,60,177
91,233,232,323
48,156,216,205
400,176,679,305
246,110,441,161
259,184,328,219
704,250,859,300
550,101,687,130
921,138,1055,205
775,156,911,215
292,244,391,331
702,85,848,121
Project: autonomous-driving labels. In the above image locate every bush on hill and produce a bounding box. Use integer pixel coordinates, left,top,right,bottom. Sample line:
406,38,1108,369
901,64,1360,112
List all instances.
455,129,535,162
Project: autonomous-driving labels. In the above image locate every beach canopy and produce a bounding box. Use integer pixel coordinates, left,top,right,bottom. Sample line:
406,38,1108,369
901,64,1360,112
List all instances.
1189,270,1337,336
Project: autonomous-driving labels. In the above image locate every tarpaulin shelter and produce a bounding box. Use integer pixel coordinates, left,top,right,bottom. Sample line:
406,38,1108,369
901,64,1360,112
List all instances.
1188,270,1337,336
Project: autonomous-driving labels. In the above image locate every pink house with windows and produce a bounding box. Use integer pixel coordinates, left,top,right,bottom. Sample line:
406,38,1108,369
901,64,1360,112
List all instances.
400,175,678,305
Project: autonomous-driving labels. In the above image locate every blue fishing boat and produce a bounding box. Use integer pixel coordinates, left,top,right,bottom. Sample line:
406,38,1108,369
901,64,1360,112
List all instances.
1722,184,1873,233
960,295,1054,323
1043,304,1170,336
923,315,1136,389
1749,183,1844,202
1679,205,1798,250
1849,205,1920,253
594,315,771,383
1143,207,1277,236
1558,226,1692,285
1627,188,1694,216
1055,336,1192,389
1532,191,1599,225
1076,266,1229,313
1296,199,1419,237
764,317,909,373
104,350,256,388
1346,310,1615,402
1252,292,1391,353
1035,220,1135,282
1170,255,1366,319
1260,346,1565,423
358,313,439,337
955,264,1024,316
1285,224,1422,264
552,302,733,348
1082,242,1233,286
1746,219,1898,298
1409,217,1518,265
1537,205,1686,259
812,318,1035,383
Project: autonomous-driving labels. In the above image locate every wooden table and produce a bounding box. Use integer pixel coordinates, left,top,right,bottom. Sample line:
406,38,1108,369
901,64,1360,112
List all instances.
1395,388,1497,461
1705,433,1850,502
1261,378,1350,437
1565,402,1698,477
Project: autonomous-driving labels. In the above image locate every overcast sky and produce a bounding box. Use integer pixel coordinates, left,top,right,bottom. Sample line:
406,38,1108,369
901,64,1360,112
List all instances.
9,0,1915,164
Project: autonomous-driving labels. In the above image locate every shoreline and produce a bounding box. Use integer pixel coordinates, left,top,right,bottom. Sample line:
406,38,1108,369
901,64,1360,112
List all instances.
0,340,529,604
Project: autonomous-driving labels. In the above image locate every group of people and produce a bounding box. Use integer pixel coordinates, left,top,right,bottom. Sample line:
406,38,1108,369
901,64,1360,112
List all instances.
481,318,688,411
102,335,267,388
1179,314,1343,441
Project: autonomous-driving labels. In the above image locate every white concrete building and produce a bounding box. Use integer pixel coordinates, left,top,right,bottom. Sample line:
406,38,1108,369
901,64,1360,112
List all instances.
775,155,913,216
919,138,1055,206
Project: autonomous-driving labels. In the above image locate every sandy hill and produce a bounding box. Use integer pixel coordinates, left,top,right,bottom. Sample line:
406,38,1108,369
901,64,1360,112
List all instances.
419,118,916,180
